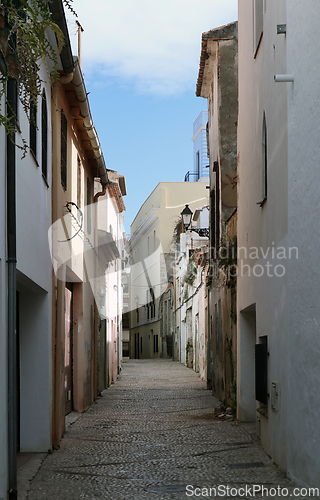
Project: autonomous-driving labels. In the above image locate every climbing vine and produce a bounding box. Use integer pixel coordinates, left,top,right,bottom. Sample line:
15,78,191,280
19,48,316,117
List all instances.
0,0,76,147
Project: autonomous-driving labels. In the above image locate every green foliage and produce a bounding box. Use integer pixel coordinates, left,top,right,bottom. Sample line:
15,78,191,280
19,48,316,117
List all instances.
183,261,197,286
172,217,183,246
0,0,65,145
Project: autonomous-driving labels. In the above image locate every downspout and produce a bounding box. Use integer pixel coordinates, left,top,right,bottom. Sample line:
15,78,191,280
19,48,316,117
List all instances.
92,183,107,397
206,271,211,390
7,77,17,500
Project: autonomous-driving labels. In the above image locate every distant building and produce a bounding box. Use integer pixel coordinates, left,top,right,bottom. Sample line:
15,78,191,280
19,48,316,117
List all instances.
185,111,209,182
127,182,209,359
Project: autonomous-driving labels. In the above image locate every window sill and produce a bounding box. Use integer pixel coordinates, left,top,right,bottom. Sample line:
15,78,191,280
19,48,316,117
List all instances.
254,32,263,59
42,172,49,188
257,406,268,418
256,196,267,207
30,149,39,168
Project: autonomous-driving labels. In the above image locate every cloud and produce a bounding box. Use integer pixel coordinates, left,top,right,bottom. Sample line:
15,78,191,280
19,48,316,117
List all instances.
67,0,237,95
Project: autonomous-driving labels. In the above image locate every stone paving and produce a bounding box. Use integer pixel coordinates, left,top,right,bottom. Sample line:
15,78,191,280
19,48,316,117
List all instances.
26,360,315,499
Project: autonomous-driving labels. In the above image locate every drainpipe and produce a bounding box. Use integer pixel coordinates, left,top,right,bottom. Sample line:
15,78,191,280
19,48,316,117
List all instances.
7,77,17,500
206,275,211,390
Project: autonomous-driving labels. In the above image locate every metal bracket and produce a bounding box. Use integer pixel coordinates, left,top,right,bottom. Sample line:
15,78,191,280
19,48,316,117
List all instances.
190,227,209,238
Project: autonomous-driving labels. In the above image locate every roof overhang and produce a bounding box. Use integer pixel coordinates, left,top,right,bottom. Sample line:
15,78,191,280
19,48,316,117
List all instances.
196,21,238,98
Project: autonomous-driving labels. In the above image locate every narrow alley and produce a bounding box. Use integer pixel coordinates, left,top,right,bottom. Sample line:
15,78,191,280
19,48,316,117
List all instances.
23,360,310,500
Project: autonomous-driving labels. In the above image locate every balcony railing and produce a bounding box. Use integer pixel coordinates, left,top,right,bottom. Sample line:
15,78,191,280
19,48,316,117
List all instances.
184,171,199,182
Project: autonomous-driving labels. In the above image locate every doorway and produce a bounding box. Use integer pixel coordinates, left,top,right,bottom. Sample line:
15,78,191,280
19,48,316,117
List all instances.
65,284,73,415
134,332,140,359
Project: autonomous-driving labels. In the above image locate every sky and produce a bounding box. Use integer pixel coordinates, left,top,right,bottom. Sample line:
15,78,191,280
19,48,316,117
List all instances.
66,0,238,233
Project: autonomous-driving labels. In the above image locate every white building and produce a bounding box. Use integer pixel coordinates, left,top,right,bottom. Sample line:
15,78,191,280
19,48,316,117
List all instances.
0,45,54,500
188,111,210,182
127,182,209,359
237,0,320,486
174,224,209,377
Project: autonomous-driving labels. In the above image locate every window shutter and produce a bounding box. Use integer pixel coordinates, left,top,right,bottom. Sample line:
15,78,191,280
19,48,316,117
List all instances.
41,92,47,178
255,343,268,404
61,111,67,189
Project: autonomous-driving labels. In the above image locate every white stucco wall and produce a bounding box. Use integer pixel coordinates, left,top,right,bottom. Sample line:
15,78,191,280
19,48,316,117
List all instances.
237,0,289,472
15,65,53,453
286,0,320,487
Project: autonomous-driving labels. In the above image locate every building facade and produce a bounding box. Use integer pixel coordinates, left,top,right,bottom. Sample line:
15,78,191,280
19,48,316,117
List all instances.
237,0,320,486
127,182,209,359
0,2,127,497
186,111,210,182
196,22,238,406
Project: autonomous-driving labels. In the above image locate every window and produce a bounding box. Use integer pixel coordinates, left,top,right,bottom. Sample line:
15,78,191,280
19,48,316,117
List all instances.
41,91,47,179
147,288,155,320
262,112,267,199
77,156,81,210
30,100,37,159
122,311,129,329
255,338,268,405
61,110,67,189
253,0,263,55
196,150,200,179
154,334,159,354
87,177,91,234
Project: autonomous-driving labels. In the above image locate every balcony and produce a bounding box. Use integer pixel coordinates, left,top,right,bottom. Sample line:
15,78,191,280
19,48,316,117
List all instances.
184,171,199,182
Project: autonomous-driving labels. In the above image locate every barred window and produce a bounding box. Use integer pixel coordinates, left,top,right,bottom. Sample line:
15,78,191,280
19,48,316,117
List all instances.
41,91,47,179
30,100,37,159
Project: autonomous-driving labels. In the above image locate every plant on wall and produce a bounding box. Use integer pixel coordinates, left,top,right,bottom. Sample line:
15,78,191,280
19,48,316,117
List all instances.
183,260,197,286
0,0,70,144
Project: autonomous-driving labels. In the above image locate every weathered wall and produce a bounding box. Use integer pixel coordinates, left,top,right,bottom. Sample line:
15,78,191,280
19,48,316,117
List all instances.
51,78,98,442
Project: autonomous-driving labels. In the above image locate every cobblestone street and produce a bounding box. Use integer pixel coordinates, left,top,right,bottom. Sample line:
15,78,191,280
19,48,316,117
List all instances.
25,360,309,499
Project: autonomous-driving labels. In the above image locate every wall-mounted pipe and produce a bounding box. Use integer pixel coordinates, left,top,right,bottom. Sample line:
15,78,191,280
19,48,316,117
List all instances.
58,70,75,84
7,77,18,500
274,74,294,82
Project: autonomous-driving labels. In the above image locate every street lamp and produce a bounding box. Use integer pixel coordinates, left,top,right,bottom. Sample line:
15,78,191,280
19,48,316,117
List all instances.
181,204,209,238
181,204,193,231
